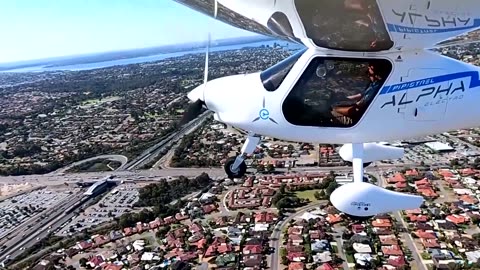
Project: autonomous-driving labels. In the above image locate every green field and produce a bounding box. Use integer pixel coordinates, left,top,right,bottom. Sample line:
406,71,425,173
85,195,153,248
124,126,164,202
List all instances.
67,159,121,173
81,96,121,107
294,189,322,201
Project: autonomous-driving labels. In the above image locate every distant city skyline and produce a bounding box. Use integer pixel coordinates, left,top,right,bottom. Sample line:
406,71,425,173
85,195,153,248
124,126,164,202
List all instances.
0,0,257,64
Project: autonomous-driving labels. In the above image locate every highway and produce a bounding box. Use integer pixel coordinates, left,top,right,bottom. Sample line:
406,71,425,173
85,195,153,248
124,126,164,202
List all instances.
0,162,433,187
121,111,212,170
0,191,87,266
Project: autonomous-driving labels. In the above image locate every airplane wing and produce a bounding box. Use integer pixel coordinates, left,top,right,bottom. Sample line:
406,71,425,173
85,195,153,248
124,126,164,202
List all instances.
174,0,480,51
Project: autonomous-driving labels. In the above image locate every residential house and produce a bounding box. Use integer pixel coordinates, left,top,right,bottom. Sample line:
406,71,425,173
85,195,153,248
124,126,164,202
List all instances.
382,245,403,256
289,262,305,270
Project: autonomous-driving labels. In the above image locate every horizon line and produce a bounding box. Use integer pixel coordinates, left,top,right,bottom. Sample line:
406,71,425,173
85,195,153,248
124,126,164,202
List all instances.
0,34,273,66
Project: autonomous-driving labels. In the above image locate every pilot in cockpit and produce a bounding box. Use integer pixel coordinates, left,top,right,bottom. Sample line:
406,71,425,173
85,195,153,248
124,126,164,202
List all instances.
330,61,389,126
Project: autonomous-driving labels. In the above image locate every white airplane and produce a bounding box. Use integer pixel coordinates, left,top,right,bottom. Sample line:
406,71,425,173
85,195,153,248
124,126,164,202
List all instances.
176,0,480,218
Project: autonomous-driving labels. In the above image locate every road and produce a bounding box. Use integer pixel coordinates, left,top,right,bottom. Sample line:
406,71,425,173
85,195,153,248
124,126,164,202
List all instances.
269,205,314,270
0,191,88,266
373,170,428,270
267,202,348,270
0,163,427,187
221,190,233,213
331,227,350,270
152,113,208,169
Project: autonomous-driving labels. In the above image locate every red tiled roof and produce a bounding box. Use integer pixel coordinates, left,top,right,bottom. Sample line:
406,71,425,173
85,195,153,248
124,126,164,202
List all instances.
415,179,430,187
288,252,307,261
381,245,403,256
289,262,305,270
415,230,437,239
379,235,398,246
103,264,123,270
326,214,343,224
421,238,440,248
387,256,406,267
417,188,438,198
439,169,454,178
372,219,392,228
243,245,262,255
460,195,478,204
89,255,104,266
288,227,303,235
217,243,233,254
388,173,406,183
407,214,429,222
446,214,470,225
396,182,407,189
316,263,334,270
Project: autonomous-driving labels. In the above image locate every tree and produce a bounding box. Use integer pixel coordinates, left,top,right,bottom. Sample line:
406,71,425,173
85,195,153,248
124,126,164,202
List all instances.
326,181,339,196
280,247,287,257
281,256,289,265
450,159,460,167
155,225,171,238
343,241,354,255
266,163,275,172
79,258,88,267
256,164,265,173
314,190,326,200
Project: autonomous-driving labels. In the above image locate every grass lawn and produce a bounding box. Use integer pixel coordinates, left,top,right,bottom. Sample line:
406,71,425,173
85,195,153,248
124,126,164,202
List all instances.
295,189,322,201
332,244,338,253
346,253,355,263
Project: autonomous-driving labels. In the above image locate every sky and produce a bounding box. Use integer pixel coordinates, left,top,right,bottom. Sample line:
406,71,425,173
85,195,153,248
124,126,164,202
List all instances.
0,0,256,64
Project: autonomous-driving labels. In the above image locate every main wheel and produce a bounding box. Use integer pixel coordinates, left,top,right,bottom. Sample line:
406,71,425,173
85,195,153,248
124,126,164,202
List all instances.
224,156,247,179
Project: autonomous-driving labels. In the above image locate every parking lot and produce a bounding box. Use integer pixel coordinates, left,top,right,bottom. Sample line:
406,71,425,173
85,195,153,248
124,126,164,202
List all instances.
377,134,479,167
0,188,72,238
57,183,140,236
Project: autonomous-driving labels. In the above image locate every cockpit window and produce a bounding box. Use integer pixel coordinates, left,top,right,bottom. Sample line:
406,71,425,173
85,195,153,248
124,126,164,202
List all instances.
261,49,306,92
294,0,394,51
283,57,392,128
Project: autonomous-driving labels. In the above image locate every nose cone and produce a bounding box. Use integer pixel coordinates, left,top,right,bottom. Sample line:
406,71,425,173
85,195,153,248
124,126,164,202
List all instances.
203,73,263,124
187,84,205,102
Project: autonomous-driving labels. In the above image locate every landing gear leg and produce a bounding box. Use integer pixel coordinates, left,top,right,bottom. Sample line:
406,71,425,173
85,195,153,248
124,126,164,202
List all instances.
352,143,365,183
224,133,261,179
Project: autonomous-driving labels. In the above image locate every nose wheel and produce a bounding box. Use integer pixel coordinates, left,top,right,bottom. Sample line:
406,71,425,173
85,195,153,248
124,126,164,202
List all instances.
224,133,260,179
224,156,247,179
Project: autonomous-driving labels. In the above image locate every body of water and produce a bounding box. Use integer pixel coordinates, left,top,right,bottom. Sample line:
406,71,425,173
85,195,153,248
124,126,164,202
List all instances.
4,41,304,73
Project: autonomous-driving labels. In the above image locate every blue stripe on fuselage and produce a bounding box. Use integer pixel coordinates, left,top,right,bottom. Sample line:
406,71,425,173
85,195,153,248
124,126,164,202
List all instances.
379,71,480,95
387,19,480,34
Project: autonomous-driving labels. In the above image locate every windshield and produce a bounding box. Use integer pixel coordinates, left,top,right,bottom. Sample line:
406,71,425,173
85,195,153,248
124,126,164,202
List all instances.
260,49,306,92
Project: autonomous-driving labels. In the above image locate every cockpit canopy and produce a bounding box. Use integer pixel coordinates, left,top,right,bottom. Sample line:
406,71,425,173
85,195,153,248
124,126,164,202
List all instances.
259,50,393,128
282,56,392,128
260,49,306,92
